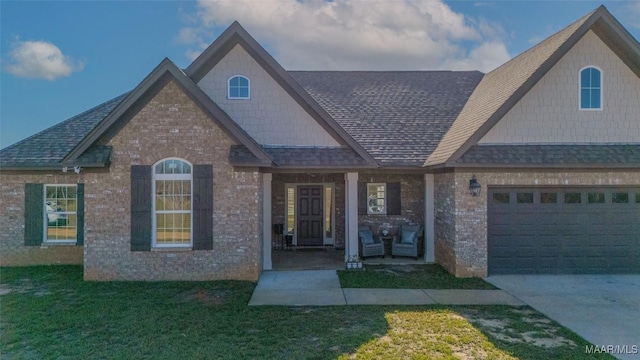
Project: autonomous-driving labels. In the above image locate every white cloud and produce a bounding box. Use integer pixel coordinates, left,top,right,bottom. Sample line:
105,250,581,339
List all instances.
445,41,510,71
5,39,84,80
180,0,511,73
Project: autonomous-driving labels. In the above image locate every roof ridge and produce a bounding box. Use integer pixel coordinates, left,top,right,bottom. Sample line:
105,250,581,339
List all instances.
286,70,483,74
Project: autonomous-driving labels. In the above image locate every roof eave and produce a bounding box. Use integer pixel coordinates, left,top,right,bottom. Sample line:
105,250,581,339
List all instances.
0,162,110,171
444,162,640,169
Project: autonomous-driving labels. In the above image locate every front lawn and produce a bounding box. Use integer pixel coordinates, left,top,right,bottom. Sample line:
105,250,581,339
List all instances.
0,266,612,359
339,264,496,289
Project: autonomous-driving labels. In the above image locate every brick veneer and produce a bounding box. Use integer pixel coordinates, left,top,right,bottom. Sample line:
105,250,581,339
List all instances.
0,80,263,281
435,169,640,277
1,171,85,266
358,173,425,239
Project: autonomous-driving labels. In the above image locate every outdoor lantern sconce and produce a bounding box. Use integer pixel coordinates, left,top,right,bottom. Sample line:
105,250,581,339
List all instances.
469,175,481,197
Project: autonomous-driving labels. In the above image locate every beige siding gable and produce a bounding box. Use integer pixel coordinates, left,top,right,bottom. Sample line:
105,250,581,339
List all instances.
197,45,340,147
480,31,640,145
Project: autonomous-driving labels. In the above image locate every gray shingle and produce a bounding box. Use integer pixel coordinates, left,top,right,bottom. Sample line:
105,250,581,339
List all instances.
289,71,483,166
456,145,640,166
229,145,369,167
0,93,128,169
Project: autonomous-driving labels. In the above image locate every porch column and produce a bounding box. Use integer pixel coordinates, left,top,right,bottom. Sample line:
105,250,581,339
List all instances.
262,173,272,270
424,173,435,262
345,172,359,262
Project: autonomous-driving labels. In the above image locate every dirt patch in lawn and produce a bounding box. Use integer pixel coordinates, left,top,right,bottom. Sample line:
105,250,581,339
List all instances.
461,308,577,349
176,288,231,306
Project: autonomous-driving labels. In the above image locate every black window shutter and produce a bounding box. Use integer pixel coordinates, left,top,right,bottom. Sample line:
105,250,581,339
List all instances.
131,165,152,251
24,183,44,246
193,165,213,250
76,183,85,245
386,182,401,216
358,182,367,215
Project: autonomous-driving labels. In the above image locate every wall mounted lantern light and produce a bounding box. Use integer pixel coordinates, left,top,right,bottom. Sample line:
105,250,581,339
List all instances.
469,175,481,197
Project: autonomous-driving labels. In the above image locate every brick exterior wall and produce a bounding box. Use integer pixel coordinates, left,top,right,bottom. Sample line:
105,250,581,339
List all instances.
0,172,84,265
0,80,263,281
358,173,424,239
435,169,640,277
271,173,346,248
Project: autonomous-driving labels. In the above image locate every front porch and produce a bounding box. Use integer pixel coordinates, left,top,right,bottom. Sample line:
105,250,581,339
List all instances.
262,172,436,271
271,247,428,271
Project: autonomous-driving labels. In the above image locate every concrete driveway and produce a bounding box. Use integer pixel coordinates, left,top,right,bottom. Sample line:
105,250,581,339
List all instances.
486,275,640,360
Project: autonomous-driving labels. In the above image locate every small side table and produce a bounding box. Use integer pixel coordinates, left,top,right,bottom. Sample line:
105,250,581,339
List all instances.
381,236,396,256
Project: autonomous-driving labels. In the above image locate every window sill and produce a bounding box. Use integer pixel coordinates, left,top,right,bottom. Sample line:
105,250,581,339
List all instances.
42,241,77,247
151,247,192,252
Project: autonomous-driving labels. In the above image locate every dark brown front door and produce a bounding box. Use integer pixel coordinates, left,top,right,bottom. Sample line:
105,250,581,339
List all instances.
297,186,323,246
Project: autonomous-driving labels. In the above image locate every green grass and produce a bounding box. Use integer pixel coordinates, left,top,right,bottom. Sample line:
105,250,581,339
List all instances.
338,264,497,289
0,266,613,359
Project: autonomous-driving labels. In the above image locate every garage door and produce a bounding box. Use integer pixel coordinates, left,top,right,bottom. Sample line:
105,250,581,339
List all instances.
488,187,640,275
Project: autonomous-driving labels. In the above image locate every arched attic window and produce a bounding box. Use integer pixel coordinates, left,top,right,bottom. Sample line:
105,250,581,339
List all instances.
228,75,250,99
579,66,602,110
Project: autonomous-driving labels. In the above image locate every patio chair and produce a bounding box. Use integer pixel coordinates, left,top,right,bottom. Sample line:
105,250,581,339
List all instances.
358,225,385,259
392,224,423,260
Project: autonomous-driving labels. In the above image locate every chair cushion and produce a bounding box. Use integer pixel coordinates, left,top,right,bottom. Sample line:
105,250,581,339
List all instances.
359,230,374,244
401,230,416,244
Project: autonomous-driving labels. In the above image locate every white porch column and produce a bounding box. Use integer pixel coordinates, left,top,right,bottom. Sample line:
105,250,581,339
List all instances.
345,172,359,262
424,173,435,262
262,173,273,270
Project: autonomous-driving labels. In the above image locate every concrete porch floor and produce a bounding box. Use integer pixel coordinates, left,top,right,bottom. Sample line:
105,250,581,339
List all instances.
271,248,428,271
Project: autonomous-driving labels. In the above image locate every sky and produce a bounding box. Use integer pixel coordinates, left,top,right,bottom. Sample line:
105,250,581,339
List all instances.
1,0,639,149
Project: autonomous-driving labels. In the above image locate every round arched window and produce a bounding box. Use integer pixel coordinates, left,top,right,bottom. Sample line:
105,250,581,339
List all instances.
153,158,192,247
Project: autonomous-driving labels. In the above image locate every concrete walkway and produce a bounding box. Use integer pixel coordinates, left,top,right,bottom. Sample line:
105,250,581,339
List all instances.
248,270,525,306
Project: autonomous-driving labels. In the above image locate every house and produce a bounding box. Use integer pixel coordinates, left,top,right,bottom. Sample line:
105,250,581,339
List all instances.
1,6,638,280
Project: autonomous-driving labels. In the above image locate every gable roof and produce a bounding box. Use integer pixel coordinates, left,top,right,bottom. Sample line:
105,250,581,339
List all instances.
63,58,273,167
424,5,640,168
0,93,127,170
185,21,378,166
290,71,483,167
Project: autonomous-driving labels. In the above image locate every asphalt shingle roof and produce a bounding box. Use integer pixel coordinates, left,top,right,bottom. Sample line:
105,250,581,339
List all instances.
290,71,483,166
456,145,640,166
229,145,370,167
424,8,599,167
0,93,128,169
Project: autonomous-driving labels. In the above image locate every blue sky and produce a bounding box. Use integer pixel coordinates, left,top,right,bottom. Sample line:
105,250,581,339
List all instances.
1,0,639,149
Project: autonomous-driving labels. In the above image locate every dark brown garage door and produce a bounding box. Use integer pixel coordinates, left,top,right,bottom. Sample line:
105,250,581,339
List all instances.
488,187,640,275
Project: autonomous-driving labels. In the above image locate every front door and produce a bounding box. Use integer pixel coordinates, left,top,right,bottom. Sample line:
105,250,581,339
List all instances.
297,186,324,246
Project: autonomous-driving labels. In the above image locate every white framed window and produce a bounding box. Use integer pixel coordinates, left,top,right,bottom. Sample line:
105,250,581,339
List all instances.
44,185,77,243
367,183,386,215
579,66,602,110
152,158,192,247
228,75,250,99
